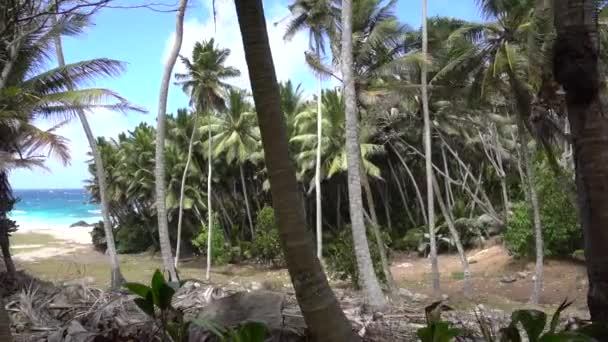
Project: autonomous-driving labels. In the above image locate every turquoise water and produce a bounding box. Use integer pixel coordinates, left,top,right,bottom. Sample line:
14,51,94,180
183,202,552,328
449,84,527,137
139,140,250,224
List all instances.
9,189,101,228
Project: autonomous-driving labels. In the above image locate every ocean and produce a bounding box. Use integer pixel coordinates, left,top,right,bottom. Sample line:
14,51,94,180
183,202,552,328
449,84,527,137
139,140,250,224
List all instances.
9,189,102,228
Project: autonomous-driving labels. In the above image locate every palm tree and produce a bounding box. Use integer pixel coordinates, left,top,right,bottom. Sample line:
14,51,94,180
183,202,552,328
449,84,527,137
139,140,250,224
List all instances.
553,0,608,322
51,12,132,289
284,0,339,261
421,0,440,296
0,298,11,341
154,0,188,282
234,0,355,340
173,39,240,268
203,89,258,238
341,0,386,309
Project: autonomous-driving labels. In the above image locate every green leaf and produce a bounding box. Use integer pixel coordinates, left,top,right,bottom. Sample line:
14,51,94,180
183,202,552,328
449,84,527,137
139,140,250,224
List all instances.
123,282,151,298
511,310,547,342
151,269,166,307
157,283,176,310
238,321,267,341
134,292,155,318
549,300,572,334
500,325,521,342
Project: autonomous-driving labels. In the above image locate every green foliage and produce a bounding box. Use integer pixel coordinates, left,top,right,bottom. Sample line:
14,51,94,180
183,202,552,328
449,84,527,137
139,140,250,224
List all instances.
393,227,424,251
505,162,581,258
115,222,154,254
90,222,107,252
417,302,462,342
326,226,388,287
252,206,283,267
192,220,231,266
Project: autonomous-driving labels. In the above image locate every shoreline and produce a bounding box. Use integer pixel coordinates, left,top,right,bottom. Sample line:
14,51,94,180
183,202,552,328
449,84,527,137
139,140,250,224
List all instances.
14,222,94,245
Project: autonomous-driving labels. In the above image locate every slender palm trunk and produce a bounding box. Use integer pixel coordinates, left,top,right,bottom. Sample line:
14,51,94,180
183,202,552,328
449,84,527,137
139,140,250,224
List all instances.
553,0,608,322
0,299,11,342
52,25,125,289
341,0,386,309
206,122,213,281
154,0,188,282
391,143,428,224
315,73,323,260
0,228,15,276
421,0,439,295
519,127,544,304
240,164,255,238
433,177,471,298
234,1,356,339
175,111,198,269
388,158,416,227
362,172,394,291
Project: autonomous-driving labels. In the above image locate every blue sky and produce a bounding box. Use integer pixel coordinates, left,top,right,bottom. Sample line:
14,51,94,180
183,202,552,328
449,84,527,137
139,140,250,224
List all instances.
10,0,481,189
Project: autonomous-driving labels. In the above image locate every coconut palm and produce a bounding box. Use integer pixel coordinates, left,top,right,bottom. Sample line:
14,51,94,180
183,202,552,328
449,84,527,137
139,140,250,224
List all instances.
202,89,259,238
234,0,355,339
173,39,239,268
154,0,188,282
553,0,608,322
284,0,340,261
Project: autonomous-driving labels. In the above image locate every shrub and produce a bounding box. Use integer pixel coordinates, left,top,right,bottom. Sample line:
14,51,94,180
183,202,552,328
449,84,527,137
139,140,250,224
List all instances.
115,222,153,254
90,222,107,252
504,161,581,258
191,220,231,265
252,206,283,266
326,226,388,287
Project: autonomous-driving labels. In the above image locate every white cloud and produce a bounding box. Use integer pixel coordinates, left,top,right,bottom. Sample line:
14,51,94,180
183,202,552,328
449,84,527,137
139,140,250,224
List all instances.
162,0,311,91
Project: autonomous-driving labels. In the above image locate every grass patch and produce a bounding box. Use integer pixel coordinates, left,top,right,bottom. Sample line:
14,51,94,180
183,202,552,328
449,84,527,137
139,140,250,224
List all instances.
11,232,59,246
452,271,465,280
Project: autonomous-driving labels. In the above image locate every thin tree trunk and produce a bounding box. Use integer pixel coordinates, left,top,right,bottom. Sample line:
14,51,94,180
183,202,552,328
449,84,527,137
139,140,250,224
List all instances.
433,177,472,298
175,111,198,269
154,0,188,282
362,172,395,291
390,142,428,224
421,0,439,296
0,231,15,276
336,183,342,230
388,158,416,227
554,0,608,322
240,164,255,238
519,127,544,304
0,299,11,342
315,60,323,261
52,20,125,289
341,0,386,309
234,1,357,339
206,121,213,281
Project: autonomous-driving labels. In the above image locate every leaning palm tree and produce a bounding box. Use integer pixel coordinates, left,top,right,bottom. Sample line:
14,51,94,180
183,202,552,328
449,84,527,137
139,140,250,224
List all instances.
202,89,258,238
284,0,339,261
341,0,386,309
173,38,239,269
553,0,608,323
154,0,188,282
234,0,355,339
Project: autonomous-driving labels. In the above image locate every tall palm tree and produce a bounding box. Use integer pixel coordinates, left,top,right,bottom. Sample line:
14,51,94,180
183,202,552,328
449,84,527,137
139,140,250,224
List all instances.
341,0,386,309
203,89,258,238
422,0,440,296
154,0,188,282
51,12,133,289
0,298,11,341
284,0,339,261
173,39,240,268
553,0,608,322
234,0,356,340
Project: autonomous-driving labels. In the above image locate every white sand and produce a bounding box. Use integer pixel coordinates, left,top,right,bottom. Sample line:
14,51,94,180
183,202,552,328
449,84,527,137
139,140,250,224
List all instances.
16,223,93,245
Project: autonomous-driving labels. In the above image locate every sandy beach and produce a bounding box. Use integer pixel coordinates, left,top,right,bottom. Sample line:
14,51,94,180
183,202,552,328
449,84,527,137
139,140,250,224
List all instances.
11,222,94,261
15,223,94,245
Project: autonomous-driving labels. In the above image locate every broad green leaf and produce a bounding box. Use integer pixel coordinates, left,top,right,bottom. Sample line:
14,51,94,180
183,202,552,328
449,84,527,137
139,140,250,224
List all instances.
123,282,151,298
157,283,176,310
549,300,572,334
134,292,155,318
511,310,547,342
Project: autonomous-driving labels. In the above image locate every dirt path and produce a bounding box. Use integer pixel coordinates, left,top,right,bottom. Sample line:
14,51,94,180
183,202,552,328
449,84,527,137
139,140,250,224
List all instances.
391,245,588,312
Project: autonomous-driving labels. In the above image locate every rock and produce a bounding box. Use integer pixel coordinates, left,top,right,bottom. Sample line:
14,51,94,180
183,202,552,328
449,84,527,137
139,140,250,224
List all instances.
517,271,529,279
469,259,478,264
249,281,262,291
412,293,429,302
500,276,517,284
398,288,414,298
441,294,449,301
70,220,94,228
476,214,504,236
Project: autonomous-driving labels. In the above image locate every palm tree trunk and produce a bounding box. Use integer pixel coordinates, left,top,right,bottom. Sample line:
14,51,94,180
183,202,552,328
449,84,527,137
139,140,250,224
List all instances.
206,121,213,281
315,73,323,261
0,229,15,276
421,0,440,296
362,172,395,291
388,158,416,227
519,127,544,304
0,299,11,342
51,22,125,289
240,164,255,238
341,0,386,309
234,1,357,339
432,177,472,298
390,143,428,224
154,0,188,282
553,0,608,322
175,111,198,269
